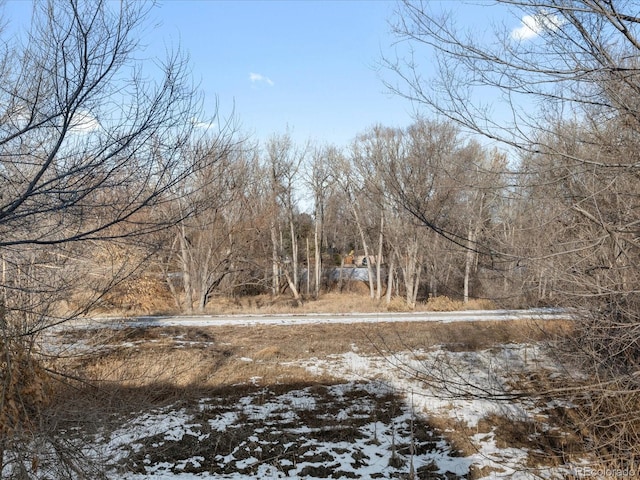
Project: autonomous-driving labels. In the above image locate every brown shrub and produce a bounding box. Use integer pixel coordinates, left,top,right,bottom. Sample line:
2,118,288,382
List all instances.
425,295,497,312
386,296,414,312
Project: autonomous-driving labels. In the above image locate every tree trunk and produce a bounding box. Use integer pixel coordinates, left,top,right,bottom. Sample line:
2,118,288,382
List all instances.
289,213,299,291
412,263,422,307
463,222,475,304
385,251,396,304
270,223,279,297
314,213,322,298
351,204,375,298
179,225,194,314
306,237,310,295
1,254,5,308
403,237,421,307
196,247,214,313
282,267,301,304
429,262,438,299
376,214,384,300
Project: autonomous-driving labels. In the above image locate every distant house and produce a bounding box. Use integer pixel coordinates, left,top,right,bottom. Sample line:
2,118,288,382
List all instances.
339,253,379,267
354,255,377,267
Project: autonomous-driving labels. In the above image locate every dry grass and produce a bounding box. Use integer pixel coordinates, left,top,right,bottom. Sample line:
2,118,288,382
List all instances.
91,288,504,317
52,318,571,394
425,295,497,311
479,412,586,467
45,290,640,478
205,292,391,315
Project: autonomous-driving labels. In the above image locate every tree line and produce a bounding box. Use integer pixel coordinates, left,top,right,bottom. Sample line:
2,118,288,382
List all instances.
140,121,557,313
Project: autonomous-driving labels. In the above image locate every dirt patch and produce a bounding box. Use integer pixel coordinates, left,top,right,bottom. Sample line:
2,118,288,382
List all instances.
479,413,586,468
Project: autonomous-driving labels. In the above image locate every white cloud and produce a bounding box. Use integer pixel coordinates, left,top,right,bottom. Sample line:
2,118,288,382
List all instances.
70,110,100,133
511,12,562,41
191,118,217,130
249,72,274,86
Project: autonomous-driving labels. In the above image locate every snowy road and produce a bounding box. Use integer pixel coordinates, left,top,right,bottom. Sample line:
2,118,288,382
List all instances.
73,308,570,329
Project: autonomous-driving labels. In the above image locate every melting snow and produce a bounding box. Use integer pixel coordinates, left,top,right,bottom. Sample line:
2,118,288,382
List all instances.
62,343,576,479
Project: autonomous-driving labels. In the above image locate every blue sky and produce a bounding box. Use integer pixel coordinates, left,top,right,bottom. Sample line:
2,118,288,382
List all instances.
2,1,535,147
147,0,410,146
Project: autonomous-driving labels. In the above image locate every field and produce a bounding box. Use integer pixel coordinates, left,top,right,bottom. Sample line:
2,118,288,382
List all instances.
33,309,593,480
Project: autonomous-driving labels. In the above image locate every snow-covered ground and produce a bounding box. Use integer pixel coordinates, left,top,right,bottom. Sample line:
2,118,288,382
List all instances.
16,312,582,479
95,381,462,479
295,343,574,478
59,342,577,479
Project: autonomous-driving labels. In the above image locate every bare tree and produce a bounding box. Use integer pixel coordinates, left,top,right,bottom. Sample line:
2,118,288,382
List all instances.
264,132,308,303
330,148,381,299
350,129,392,301
307,145,336,298
0,0,220,475
387,0,640,467
352,120,503,306
161,135,247,313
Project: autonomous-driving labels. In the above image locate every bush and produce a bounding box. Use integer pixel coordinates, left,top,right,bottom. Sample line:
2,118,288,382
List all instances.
424,295,496,312
386,296,414,312
425,296,462,311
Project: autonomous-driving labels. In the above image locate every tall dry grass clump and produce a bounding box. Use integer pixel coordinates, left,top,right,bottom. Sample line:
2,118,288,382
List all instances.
0,331,53,475
425,295,496,312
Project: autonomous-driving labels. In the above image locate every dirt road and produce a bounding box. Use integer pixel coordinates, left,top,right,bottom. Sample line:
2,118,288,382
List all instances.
74,308,569,328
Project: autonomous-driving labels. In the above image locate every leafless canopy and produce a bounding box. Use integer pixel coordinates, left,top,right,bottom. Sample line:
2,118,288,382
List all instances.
387,0,640,467
0,2,224,473
388,0,640,163
0,0,206,250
